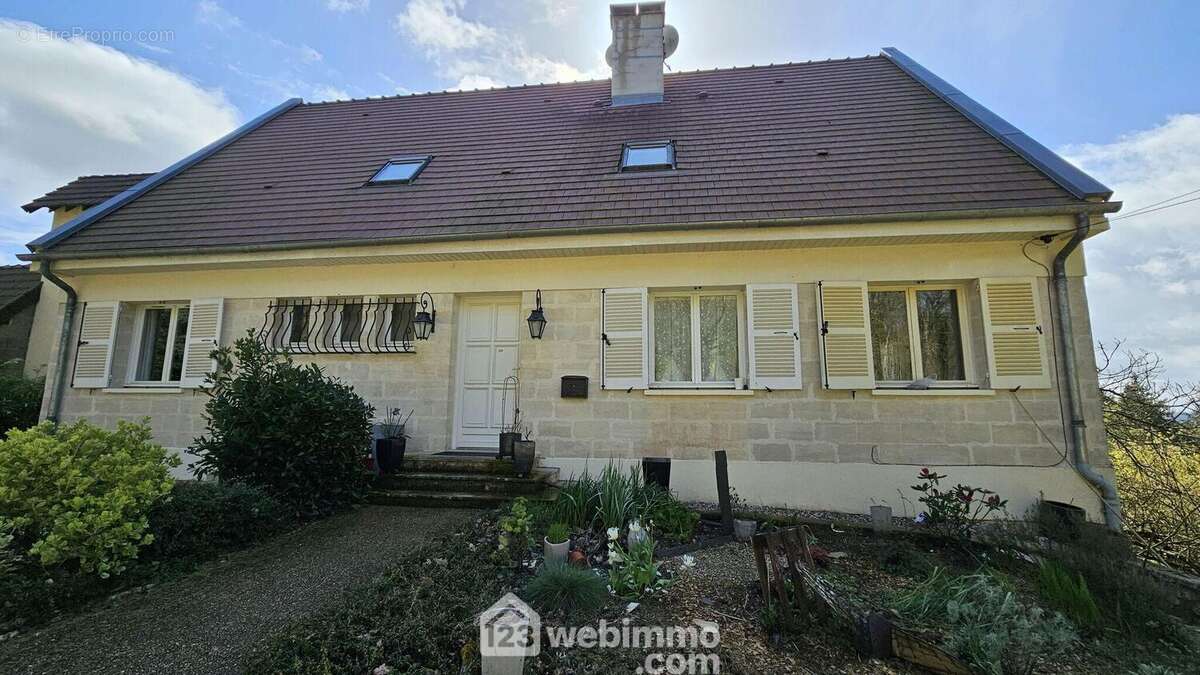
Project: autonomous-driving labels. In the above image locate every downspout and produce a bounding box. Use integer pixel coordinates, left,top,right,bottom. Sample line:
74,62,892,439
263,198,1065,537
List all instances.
40,262,77,424
1053,212,1122,530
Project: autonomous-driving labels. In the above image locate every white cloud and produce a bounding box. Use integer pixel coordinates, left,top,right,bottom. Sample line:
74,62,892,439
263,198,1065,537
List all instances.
396,0,496,53
312,85,351,101
393,0,600,89
196,0,243,32
0,19,239,260
326,0,370,11
1059,113,1200,383
298,44,323,63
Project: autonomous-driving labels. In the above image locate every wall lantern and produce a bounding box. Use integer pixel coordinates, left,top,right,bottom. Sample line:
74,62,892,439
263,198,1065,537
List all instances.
526,289,547,339
413,292,436,340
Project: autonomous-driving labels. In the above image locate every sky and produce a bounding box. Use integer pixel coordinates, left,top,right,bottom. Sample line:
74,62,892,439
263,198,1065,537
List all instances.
0,0,1198,381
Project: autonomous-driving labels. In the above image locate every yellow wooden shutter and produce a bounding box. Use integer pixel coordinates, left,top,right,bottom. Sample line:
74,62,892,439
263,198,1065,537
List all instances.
601,288,648,390
979,278,1050,389
746,284,802,389
180,298,224,387
72,301,120,388
817,281,875,389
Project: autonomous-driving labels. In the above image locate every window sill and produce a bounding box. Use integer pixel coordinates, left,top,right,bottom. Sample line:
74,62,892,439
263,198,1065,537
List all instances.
101,387,185,394
870,388,994,397
644,389,754,397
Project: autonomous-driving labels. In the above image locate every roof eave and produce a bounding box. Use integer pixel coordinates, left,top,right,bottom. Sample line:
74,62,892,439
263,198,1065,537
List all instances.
25,98,304,253
880,47,1113,201
19,200,1121,263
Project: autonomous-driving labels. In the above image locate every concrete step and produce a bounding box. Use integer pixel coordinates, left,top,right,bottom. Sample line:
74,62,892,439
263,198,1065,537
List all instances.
396,456,558,479
375,472,552,496
368,486,559,509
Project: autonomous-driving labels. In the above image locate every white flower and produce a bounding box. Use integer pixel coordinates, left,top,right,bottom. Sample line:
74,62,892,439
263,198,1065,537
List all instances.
607,527,620,541
681,554,696,568
609,550,623,564
628,520,643,533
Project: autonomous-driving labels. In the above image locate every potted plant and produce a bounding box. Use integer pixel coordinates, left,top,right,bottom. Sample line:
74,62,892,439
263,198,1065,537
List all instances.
544,522,570,565
499,411,522,459
376,408,411,474
512,426,535,477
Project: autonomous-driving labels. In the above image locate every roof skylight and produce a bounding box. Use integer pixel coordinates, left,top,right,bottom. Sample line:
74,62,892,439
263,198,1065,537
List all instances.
620,141,675,171
369,156,431,184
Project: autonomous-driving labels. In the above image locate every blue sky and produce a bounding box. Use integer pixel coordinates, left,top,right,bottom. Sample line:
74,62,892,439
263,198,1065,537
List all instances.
1,0,1198,380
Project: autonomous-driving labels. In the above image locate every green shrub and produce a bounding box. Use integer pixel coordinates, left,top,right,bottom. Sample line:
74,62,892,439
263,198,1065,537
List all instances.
890,568,1076,675
497,497,534,562
0,420,177,578
0,367,43,433
643,492,699,543
546,522,569,544
910,468,1007,539
147,481,290,560
552,473,598,529
1037,559,1101,630
597,462,637,530
191,333,373,517
526,562,607,614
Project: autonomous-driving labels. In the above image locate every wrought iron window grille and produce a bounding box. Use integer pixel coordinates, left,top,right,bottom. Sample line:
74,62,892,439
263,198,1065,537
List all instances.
257,297,418,354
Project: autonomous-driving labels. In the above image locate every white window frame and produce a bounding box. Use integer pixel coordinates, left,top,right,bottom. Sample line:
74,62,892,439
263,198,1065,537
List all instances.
648,288,747,389
868,283,976,388
126,303,190,386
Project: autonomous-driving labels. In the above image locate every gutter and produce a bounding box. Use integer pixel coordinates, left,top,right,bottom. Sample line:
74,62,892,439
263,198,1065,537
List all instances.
20,201,1121,263
40,262,78,424
1053,212,1122,530
27,98,304,254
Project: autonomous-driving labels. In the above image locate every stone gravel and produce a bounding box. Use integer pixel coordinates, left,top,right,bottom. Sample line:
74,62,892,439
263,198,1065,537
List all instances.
0,506,474,675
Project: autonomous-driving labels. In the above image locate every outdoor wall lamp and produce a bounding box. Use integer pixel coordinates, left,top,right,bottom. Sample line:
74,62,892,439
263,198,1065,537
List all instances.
413,292,436,340
526,289,547,339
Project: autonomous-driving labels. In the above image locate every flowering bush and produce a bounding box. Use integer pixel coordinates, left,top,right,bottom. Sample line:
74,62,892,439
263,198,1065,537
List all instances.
911,468,1007,539
0,420,178,578
607,524,670,599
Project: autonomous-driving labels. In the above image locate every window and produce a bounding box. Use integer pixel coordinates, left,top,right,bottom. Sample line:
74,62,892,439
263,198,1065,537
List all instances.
620,141,675,171
649,290,744,387
368,156,431,184
383,296,416,344
130,304,190,385
869,285,971,386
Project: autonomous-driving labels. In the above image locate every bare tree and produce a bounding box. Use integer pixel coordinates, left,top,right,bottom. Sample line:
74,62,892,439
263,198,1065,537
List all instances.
1098,342,1200,573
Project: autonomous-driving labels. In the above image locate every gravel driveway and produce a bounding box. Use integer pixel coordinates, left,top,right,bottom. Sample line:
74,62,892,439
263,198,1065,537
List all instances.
0,506,474,675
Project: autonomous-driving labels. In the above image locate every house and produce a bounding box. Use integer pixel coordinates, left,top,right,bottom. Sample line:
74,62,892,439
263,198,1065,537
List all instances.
18,3,1122,525
0,265,42,370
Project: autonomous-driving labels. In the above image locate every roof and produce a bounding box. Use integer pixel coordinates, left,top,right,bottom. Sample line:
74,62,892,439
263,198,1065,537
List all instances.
28,51,1115,259
0,265,41,324
22,173,153,213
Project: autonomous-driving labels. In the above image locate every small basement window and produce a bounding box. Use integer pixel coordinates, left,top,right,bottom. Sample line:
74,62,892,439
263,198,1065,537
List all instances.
620,141,675,171
368,156,431,184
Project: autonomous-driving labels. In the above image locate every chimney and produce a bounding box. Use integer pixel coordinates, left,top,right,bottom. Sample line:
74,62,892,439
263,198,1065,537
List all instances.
606,2,679,106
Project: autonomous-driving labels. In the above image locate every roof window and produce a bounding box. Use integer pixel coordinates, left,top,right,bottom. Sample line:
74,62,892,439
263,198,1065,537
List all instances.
369,156,431,184
620,141,675,171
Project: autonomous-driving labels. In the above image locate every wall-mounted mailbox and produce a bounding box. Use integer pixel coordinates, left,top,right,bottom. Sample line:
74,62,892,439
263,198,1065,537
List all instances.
561,375,589,398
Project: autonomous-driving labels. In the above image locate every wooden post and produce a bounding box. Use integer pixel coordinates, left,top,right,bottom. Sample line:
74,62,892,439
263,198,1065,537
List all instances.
714,449,734,534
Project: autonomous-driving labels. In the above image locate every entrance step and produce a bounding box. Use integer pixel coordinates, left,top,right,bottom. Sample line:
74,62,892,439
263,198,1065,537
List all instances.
368,486,559,509
368,456,559,508
374,471,553,496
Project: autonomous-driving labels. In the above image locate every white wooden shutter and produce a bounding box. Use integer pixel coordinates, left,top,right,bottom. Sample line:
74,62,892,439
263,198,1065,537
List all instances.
72,301,120,389
979,278,1050,389
601,288,648,390
180,298,224,388
817,281,875,389
746,284,802,389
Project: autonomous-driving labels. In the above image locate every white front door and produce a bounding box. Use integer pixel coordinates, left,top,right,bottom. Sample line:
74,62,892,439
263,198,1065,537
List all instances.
454,297,521,449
